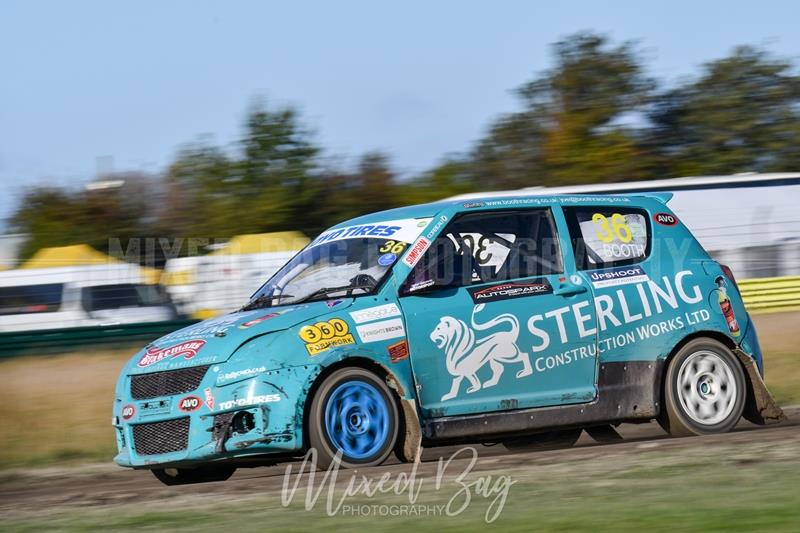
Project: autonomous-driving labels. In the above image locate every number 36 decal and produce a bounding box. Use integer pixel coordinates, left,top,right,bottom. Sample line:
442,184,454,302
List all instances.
592,213,633,244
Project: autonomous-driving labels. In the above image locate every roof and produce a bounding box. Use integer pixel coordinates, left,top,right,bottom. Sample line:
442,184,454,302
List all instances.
20,244,160,283
327,202,448,229
209,231,309,256
21,244,120,269
449,172,800,200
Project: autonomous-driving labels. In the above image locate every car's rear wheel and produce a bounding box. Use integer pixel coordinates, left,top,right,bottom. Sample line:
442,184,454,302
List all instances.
502,429,582,452
659,338,746,436
308,367,399,470
151,465,236,485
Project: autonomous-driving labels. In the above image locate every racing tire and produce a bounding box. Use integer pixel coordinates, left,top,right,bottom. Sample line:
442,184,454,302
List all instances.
502,429,582,452
151,465,236,485
659,338,746,437
308,367,399,470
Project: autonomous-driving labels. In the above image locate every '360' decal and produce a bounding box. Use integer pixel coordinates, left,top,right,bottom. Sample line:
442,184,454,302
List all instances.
299,318,355,355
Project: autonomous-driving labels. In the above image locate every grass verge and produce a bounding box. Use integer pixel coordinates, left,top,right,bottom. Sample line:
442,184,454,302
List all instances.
0,312,797,469
3,438,800,531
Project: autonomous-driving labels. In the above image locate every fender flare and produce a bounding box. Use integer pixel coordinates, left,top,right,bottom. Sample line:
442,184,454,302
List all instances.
303,350,423,462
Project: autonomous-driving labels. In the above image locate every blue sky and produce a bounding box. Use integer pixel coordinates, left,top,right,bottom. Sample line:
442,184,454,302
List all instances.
1,1,798,227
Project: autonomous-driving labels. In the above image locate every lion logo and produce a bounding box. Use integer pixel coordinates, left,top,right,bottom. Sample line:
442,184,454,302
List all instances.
430,304,532,401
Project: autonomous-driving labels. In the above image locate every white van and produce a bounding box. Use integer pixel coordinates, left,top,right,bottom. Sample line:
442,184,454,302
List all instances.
0,264,178,332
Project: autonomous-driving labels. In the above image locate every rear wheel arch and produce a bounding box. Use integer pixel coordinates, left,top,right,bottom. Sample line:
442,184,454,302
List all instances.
659,330,737,407
658,334,746,435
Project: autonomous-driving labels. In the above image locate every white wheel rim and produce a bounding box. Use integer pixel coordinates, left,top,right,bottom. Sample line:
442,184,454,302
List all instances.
676,350,737,426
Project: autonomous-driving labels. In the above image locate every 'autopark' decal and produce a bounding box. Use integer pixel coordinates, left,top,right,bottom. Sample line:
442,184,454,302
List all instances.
468,278,553,304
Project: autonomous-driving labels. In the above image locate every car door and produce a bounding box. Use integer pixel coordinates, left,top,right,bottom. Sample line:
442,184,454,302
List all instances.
562,204,707,364
398,208,598,418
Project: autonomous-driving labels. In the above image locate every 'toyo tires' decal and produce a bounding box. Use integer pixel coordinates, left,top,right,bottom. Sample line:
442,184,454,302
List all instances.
178,395,203,412
137,340,206,368
653,212,678,226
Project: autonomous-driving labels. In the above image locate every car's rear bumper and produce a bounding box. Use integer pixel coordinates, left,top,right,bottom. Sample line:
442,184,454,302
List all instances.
738,311,764,376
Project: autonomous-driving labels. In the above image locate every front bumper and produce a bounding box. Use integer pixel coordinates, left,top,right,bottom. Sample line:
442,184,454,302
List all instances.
113,364,321,468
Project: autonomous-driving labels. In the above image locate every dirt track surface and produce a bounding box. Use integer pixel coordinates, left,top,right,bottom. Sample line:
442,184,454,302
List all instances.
2,406,797,517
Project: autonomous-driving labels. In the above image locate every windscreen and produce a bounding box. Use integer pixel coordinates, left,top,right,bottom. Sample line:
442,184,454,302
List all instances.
245,217,431,309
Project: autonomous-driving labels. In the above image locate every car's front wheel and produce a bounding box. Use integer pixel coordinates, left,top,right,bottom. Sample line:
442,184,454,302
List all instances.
308,367,399,470
659,338,746,436
151,465,236,485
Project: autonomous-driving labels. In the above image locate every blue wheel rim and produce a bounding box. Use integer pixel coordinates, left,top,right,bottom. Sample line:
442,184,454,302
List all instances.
324,379,390,460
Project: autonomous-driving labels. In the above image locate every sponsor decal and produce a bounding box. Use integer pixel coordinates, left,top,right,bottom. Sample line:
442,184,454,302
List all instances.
387,339,410,363
378,253,397,266
299,318,355,355
463,202,484,208
569,274,583,285
403,237,430,268
349,303,402,324
239,313,279,329
121,404,135,420
204,387,215,410
356,318,406,343
588,265,649,288
425,214,449,239
218,394,281,411
310,218,431,248
178,395,202,412
408,279,435,293
137,340,206,368
432,270,706,400
653,212,678,226
432,305,532,401
716,276,741,337
218,366,267,384
326,299,343,308
467,278,553,304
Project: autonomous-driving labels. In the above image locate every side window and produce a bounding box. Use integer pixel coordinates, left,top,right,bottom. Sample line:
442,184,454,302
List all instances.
565,206,650,270
0,284,64,315
401,209,562,293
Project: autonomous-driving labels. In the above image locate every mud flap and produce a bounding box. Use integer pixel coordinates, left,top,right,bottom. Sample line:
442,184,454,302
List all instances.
585,425,623,443
734,349,786,425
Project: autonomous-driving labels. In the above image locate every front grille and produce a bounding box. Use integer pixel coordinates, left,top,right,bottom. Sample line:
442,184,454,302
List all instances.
130,365,210,400
132,417,190,456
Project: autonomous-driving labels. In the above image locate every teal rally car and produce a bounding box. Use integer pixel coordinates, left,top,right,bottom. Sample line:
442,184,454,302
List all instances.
113,193,785,485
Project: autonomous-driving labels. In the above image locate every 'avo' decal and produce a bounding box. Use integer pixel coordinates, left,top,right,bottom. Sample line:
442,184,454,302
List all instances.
653,212,678,226
178,395,203,412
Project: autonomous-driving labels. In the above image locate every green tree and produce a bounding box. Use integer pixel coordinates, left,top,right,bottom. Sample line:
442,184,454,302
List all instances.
161,102,324,239
10,175,154,261
649,46,800,176
470,32,655,188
